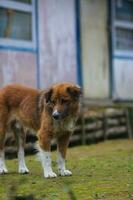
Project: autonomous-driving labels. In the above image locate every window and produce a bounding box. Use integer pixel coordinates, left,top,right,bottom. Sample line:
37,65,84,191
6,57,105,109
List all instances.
0,0,36,50
116,28,133,51
115,0,133,22
113,0,133,56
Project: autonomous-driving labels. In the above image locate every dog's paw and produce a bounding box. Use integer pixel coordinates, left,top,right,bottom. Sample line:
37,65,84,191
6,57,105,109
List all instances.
44,171,57,178
59,169,72,176
19,166,29,174
0,167,8,174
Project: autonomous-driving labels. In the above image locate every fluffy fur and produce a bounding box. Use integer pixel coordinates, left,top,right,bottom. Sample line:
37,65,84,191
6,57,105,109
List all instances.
0,82,81,178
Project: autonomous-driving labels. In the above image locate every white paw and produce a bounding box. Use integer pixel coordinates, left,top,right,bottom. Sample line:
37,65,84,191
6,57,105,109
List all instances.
59,169,72,176
19,166,29,174
44,171,57,178
0,167,8,174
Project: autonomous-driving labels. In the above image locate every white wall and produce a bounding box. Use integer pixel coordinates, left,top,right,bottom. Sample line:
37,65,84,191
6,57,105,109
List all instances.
113,58,133,100
38,0,77,88
80,0,109,98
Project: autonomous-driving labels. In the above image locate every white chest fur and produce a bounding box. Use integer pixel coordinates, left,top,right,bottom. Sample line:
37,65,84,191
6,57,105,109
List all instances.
53,117,76,134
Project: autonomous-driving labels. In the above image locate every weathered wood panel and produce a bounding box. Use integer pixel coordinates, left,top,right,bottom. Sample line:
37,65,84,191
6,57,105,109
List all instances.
80,0,109,98
38,0,77,88
113,59,133,100
5,108,130,157
0,51,37,87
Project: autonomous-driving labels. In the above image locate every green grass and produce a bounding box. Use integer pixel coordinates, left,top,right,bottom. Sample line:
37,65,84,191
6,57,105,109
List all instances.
0,139,133,200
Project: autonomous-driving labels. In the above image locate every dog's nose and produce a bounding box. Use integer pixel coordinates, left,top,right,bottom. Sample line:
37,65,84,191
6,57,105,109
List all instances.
52,110,60,120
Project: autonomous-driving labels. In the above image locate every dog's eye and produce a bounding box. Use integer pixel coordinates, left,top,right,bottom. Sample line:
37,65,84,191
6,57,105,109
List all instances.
49,99,55,105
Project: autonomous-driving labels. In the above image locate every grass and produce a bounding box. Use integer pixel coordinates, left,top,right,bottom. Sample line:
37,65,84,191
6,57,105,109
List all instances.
0,139,133,200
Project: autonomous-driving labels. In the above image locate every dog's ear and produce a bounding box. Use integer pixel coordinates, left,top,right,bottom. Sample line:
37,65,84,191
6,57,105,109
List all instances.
44,88,53,103
67,85,82,100
38,88,53,111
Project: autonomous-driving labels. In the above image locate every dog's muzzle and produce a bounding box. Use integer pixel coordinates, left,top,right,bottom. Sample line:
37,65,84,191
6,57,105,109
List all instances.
52,110,61,120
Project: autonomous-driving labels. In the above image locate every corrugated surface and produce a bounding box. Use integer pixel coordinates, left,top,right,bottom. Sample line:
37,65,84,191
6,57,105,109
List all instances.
38,0,77,88
80,0,109,98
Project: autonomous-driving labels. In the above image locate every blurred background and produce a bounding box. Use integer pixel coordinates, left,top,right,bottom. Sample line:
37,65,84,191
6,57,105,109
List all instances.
0,0,133,153
0,0,133,99
0,2,133,199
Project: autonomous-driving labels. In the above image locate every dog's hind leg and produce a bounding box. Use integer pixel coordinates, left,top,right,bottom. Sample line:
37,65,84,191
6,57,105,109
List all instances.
12,122,29,174
0,138,8,174
0,124,8,174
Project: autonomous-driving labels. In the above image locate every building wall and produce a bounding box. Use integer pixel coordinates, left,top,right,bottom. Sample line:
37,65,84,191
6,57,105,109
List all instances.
80,0,109,98
0,0,77,89
113,58,133,100
0,0,37,88
38,0,77,88
0,51,37,88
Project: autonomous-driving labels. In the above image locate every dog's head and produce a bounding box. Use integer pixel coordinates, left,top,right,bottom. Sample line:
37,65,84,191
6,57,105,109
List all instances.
44,82,81,120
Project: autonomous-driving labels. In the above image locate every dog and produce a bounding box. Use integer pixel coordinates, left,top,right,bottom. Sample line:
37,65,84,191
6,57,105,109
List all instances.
0,82,81,178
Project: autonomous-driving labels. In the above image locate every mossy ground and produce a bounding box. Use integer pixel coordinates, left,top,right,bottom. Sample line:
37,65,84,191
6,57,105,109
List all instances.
0,139,133,200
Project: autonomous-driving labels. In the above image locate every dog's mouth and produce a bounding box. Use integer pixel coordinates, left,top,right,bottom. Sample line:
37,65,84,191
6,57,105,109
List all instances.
52,110,68,121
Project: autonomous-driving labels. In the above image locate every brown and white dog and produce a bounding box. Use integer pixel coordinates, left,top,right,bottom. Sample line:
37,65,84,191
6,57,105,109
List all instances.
0,82,81,178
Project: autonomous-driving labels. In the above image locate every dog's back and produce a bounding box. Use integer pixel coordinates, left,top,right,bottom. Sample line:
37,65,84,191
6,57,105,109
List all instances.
0,84,39,107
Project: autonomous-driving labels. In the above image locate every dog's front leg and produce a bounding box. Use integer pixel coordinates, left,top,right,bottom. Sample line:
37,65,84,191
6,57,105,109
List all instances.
57,132,72,176
38,130,57,178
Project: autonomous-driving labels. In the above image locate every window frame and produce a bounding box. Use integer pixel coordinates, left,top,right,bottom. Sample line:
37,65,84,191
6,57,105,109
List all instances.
0,0,36,50
112,0,133,57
